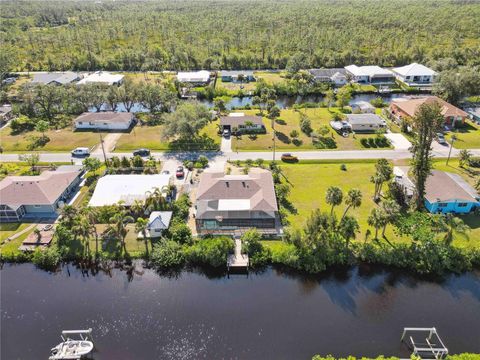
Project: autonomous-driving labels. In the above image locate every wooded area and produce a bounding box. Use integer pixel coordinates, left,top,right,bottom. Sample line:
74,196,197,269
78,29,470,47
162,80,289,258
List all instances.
1,0,480,72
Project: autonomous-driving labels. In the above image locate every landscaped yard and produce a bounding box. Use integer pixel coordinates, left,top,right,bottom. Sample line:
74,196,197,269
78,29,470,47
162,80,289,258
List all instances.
115,121,220,151
0,223,31,242
446,120,480,149
280,161,478,248
0,224,36,257
0,127,101,152
232,108,392,151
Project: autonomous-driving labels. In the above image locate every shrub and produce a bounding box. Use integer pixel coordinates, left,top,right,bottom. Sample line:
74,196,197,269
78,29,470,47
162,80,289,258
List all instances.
32,246,61,271
185,236,234,267
300,117,312,135
241,229,271,267
168,221,192,245
360,138,370,147
151,240,185,268
340,164,347,171
370,97,387,108
197,155,209,168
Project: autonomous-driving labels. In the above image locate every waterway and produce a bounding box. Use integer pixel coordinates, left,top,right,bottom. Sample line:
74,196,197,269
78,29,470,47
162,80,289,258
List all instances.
2,264,479,359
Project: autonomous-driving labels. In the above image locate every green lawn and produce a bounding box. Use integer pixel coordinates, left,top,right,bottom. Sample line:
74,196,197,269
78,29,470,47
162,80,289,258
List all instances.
233,108,392,151
0,223,31,242
0,225,36,257
115,121,220,151
0,127,100,152
255,71,286,85
280,161,479,247
216,77,256,92
447,120,480,149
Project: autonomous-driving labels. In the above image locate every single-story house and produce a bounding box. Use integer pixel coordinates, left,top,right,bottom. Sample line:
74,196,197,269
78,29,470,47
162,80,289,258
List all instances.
392,63,437,88
423,171,479,213
77,71,124,86
89,174,172,207
220,113,265,134
389,96,468,127
344,65,395,84
308,68,347,86
0,166,83,222
176,70,211,84
331,114,386,133
195,168,279,235
351,101,376,114
31,72,81,85
0,104,14,125
74,112,135,131
220,70,256,83
146,211,173,238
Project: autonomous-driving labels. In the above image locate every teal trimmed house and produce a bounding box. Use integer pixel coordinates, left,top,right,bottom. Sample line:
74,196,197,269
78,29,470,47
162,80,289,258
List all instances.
220,70,256,83
423,171,479,214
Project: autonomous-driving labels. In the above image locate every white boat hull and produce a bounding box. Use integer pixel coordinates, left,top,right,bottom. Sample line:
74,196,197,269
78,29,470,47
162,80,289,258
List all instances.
49,340,94,359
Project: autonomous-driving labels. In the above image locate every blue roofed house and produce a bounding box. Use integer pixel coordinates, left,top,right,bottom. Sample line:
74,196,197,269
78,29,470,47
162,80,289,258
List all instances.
423,170,479,214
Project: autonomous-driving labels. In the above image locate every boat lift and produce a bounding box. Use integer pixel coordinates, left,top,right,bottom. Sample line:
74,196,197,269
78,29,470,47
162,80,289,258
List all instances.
60,329,94,343
49,329,94,360
401,327,448,359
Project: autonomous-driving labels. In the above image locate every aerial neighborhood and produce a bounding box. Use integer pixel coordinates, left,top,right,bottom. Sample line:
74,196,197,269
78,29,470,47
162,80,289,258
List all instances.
0,57,479,277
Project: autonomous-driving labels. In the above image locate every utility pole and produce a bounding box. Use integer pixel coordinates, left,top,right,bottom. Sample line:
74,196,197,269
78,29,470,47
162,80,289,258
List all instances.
272,118,276,162
446,134,456,166
99,131,108,166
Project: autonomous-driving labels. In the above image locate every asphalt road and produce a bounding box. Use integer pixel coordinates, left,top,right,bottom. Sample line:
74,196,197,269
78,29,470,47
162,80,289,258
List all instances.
2,148,479,163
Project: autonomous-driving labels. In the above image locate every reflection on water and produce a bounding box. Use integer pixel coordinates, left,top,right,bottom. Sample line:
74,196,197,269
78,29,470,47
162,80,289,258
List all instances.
1,264,479,360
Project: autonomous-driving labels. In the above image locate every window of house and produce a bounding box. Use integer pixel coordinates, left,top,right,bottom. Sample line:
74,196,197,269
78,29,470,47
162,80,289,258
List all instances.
438,203,448,208
458,203,468,207
34,205,41,208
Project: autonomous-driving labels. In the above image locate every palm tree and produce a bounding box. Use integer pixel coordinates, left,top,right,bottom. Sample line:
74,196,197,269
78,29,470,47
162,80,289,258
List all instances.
108,210,134,255
326,186,343,216
380,199,401,238
341,189,362,222
459,149,472,168
72,215,93,257
338,215,360,248
135,218,150,257
367,207,387,240
83,207,99,257
130,199,145,219
144,187,168,213
60,204,77,227
441,213,470,246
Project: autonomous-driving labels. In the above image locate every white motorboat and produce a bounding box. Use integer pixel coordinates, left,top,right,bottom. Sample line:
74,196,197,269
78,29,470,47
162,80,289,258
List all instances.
49,340,94,359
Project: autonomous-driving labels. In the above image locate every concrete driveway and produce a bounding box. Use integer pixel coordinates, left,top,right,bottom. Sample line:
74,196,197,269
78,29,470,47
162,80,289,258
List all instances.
92,133,122,154
385,133,412,150
220,136,232,153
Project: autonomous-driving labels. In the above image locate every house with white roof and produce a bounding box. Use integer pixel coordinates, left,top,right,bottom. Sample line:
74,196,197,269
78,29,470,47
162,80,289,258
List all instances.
176,70,211,84
392,63,437,88
89,174,171,207
344,65,395,85
308,68,347,86
74,112,135,131
77,71,124,86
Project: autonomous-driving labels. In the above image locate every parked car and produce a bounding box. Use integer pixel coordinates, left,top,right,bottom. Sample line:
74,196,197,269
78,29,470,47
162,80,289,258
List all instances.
133,148,150,157
222,129,230,138
176,166,185,178
71,147,90,157
436,133,447,145
161,170,170,175
281,153,298,162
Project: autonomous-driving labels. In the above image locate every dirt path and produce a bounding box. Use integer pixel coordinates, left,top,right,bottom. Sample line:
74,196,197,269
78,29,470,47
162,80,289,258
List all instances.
92,133,123,154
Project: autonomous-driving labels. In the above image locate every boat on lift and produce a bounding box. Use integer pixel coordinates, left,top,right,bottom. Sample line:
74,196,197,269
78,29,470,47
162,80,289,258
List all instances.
49,329,94,360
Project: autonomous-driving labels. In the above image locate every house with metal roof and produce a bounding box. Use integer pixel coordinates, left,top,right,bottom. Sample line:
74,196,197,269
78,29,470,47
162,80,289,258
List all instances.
0,166,83,221
77,71,124,86
392,63,437,88
146,211,173,238
344,65,395,84
31,72,81,85
176,70,211,84
195,169,279,235
219,113,265,134
74,112,135,131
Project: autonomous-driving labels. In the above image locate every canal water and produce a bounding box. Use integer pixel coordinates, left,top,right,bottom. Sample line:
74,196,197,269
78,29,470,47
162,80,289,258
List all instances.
89,93,414,113
2,264,479,360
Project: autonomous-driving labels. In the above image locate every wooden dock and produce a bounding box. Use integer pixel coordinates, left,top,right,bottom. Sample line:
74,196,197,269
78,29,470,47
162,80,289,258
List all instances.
227,238,249,270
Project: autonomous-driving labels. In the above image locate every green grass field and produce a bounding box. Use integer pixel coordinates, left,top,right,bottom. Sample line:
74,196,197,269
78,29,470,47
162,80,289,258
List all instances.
233,108,392,151
0,224,36,257
0,128,100,152
447,120,480,149
280,161,478,248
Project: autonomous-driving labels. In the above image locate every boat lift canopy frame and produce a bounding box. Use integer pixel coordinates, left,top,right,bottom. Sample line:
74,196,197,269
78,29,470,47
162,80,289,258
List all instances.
401,327,448,359
61,329,93,342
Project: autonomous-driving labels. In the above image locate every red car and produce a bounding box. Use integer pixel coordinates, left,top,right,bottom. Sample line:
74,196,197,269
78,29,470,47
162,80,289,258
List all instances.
176,166,185,178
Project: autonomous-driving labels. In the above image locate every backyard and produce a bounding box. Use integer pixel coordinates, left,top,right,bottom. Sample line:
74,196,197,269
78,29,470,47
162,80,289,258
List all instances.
446,120,480,149
0,127,101,152
232,108,392,151
280,161,478,249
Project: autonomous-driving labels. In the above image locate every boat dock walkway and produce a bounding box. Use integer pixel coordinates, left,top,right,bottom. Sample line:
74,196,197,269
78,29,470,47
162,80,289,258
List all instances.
227,238,249,270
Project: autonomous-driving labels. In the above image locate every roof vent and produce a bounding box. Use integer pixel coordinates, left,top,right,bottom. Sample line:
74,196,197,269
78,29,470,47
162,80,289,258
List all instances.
226,181,229,188
242,181,246,187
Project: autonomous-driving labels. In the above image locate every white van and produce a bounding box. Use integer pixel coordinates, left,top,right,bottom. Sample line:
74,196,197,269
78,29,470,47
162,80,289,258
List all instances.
71,147,90,157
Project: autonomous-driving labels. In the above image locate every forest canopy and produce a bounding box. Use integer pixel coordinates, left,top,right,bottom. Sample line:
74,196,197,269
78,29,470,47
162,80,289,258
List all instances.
1,0,480,72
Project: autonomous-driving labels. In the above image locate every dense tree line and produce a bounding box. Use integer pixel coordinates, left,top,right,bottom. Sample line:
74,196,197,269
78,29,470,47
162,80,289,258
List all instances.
1,0,480,73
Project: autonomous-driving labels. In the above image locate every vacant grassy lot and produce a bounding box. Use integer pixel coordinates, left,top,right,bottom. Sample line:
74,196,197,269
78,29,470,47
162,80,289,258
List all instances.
233,108,391,151
216,77,256,92
115,121,220,151
255,71,286,85
0,128,100,152
446,120,480,149
280,161,478,248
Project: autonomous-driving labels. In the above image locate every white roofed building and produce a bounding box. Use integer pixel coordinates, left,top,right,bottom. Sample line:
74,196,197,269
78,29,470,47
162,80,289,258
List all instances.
77,71,124,86
345,65,395,85
392,63,437,88
89,174,171,207
176,70,211,84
